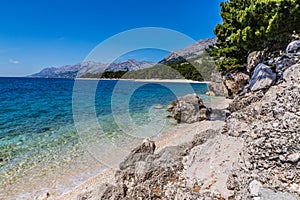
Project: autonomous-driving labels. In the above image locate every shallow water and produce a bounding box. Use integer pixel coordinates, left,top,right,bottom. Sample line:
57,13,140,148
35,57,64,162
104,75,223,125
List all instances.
0,77,209,199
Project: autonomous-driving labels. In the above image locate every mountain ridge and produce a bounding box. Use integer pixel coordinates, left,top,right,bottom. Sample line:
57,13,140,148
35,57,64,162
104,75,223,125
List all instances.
28,59,155,79
29,38,216,79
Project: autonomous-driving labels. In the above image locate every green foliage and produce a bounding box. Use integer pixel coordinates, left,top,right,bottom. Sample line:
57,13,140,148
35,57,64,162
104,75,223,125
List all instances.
80,71,127,79
102,71,127,78
80,73,101,78
208,0,300,71
80,52,216,81
123,59,204,81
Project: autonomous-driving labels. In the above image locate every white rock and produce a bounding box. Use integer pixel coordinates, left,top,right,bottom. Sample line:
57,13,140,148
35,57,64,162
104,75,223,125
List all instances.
249,180,262,196
286,40,300,53
272,122,279,128
289,183,299,192
286,153,300,163
249,63,276,91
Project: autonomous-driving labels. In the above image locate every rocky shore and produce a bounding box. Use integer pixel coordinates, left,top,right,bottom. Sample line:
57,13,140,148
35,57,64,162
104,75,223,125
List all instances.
55,41,300,200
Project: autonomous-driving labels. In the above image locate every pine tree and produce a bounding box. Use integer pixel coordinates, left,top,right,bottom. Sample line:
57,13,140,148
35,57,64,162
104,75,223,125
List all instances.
208,0,300,71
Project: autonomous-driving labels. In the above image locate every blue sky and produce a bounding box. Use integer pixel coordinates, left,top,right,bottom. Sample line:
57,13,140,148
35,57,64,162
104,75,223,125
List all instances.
0,0,223,77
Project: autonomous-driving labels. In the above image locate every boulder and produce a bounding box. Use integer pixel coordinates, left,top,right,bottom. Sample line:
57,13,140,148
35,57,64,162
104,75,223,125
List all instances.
249,63,276,91
223,71,249,98
283,64,300,84
286,40,300,53
249,180,262,197
208,71,228,96
247,51,265,74
286,153,300,163
131,138,156,154
168,94,209,123
275,57,297,73
260,188,300,200
119,139,155,170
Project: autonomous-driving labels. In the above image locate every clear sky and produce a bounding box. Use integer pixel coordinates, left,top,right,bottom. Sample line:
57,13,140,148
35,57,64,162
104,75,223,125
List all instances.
0,0,223,77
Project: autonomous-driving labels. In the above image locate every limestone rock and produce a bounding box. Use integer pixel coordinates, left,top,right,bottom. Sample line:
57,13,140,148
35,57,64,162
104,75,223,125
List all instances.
168,94,210,123
119,139,155,170
286,40,300,53
249,180,262,196
249,63,276,91
206,91,216,96
223,71,249,98
286,153,300,163
260,188,300,200
283,64,300,84
208,70,228,96
247,51,265,74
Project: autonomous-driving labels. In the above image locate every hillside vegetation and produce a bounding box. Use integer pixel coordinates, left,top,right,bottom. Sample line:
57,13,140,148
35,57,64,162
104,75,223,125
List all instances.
81,51,216,81
208,0,300,71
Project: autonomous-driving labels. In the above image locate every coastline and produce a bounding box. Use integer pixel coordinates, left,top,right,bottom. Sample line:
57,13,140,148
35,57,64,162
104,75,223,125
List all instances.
57,96,228,200
74,78,210,84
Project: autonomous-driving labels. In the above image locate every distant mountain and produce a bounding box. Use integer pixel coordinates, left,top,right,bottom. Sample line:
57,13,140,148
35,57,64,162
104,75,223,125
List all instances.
160,38,216,64
29,38,216,80
29,59,155,79
105,59,155,72
122,38,217,81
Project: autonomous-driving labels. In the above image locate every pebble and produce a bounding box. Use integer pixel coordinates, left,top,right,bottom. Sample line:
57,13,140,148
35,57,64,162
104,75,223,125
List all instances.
272,122,279,128
286,153,300,163
249,180,262,196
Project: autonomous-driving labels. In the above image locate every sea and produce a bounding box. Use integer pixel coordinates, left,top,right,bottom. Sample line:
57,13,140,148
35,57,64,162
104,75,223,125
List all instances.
0,77,209,199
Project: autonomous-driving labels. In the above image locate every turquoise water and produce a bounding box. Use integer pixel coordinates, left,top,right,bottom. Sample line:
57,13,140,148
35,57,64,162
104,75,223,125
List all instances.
0,77,208,198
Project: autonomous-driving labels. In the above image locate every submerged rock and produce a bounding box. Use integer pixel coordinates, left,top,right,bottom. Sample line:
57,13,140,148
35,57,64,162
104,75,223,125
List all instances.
153,104,163,109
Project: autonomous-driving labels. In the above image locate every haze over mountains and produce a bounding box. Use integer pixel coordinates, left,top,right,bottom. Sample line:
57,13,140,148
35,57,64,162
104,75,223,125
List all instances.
29,60,155,79
29,38,216,79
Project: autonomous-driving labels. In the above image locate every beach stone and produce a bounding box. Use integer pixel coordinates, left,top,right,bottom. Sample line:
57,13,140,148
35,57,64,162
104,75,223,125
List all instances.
168,94,210,123
247,51,265,74
37,192,50,200
132,138,156,154
286,153,300,163
206,91,216,96
249,180,262,196
223,71,249,98
275,58,297,74
223,56,300,198
286,40,300,53
208,70,228,96
228,90,264,112
249,63,276,91
119,139,155,170
283,64,300,84
260,188,300,200
166,104,174,112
